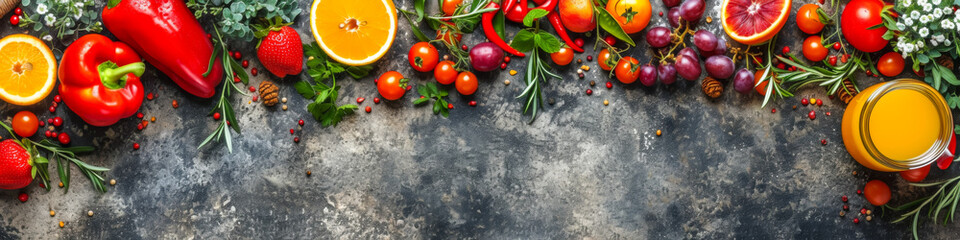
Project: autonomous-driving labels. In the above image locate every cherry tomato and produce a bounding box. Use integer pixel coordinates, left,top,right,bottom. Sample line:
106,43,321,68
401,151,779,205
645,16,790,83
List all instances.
900,164,931,183
550,47,575,66
802,36,828,62
434,61,459,85
377,71,408,100
840,0,889,52
597,49,615,71
796,4,825,34
455,71,478,95
12,111,38,137
409,42,439,72
614,57,641,84
436,24,463,46
863,180,891,206
442,0,463,16
877,52,905,77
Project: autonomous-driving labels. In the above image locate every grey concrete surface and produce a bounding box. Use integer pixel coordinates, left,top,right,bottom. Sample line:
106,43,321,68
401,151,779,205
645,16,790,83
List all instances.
0,0,958,239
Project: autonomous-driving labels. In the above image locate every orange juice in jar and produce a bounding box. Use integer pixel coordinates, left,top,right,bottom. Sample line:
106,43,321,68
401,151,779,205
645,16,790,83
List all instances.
842,79,954,172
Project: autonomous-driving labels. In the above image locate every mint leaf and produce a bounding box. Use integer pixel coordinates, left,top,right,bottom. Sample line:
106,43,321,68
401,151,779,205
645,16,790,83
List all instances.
523,9,549,27
535,32,562,53
511,29,537,52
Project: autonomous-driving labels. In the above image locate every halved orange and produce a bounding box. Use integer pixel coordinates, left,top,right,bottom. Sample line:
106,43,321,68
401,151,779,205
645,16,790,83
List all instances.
310,0,397,66
721,0,792,45
0,34,57,106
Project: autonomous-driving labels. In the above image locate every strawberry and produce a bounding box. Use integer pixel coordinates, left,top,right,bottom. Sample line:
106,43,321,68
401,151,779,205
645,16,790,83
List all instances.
257,24,303,78
0,139,33,190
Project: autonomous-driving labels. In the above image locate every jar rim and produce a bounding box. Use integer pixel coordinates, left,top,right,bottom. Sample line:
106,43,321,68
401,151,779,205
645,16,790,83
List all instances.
858,79,952,170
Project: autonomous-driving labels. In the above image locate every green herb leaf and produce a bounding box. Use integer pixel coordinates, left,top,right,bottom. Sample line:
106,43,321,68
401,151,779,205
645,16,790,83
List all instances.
523,9,549,27
415,0,426,21
620,7,638,23
535,32,562,53
493,10,506,40
595,7,636,47
511,29,537,52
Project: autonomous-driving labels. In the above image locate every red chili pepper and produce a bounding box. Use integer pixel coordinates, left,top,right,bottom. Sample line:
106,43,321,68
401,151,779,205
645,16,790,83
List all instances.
548,12,584,52
58,34,145,127
482,3,525,57
502,0,529,23
102,0,224,98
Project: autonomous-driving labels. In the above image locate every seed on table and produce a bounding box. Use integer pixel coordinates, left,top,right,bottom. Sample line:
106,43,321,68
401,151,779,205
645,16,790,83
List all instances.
509,70,517,75
603,100,609,106
59,221,64,228
866,216,872,221
282,105,288,111
306,171,312,177
87,210,93,217
58,182,64,188
281,97,288,103
504,80,511,85
866,210,872,215
151,117,156,122
839,211,845,217
577,69,583,74
50,210,55,217
589,80,596,86
110,179,116,186
656,130,662,136
548,98,555,105
580,65,590,71
705,16,713,23
172,100,179,108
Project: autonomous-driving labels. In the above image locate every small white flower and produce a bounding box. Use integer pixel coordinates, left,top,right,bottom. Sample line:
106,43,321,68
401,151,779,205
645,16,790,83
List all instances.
919,0,928,6
41,35,52,41
74,2,84,8
935,34,945,42
942,19,955,29
932,39,940,46
905,18,915,26
903,0,913,7
920,27,930,37
912,11,922,19
944,7,953,15
946,39,953,46
897,22,907,30
36,4,49,15
935,9,943,18
933,0,942,5
74,10,82,20
925,5,934,12
917,40,926,48
44,14,56,27
920,15,931,24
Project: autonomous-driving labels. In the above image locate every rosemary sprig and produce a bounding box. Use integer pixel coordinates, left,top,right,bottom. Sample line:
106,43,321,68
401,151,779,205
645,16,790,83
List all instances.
0,122,108,192
509,9,563,122
198,25,249,152
518,49,561,122
887,175,960,240
413,82,451,118
755,39,869,107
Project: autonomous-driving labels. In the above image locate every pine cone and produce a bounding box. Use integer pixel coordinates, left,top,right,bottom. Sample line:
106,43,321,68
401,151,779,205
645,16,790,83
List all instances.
937,57,954,70
701,77,723,98
837,79,858,105
259,81,280,107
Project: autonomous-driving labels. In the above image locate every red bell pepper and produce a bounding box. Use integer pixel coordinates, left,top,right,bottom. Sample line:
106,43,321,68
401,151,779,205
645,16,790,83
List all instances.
503,0,558,23
58,34,145,127
101,0,223,98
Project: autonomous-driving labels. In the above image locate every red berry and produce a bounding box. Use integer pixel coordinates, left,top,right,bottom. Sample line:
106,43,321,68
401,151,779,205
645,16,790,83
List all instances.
18,193,28,202
843,204,850,210
829,56,837,66
504,56,511,63
860,208,867,215
447,103,454,109
252,95,258,102
233,51,242,60
469,101,477,107
771,108,776,113
298,119,305,126
133,143,140,150
234,75,241,83
801,98,809,106
659,11,663,16
406,85,413,91
573,38,585,48
777,63,786,69
606,81,613,89
586,56,593,61
373,97,381,104
808,110,816,120
249,86,256,92
147,93,155,100
357,97,365,103
604,35,616,46
137,123,144,131
58,133,70,145
14,7,21,15
53,95,61,103
242,60,249,68
52,117,62,127
833,42,841,50
45,130,51,138
365,106,372,113
586,89,593,95
213,112,221,120
289,129,295,134
857,189,863,195
500,62,507,70
9,15,18,25
293,137,300,143
841,195,848,202
821,139,827,145
47,119,53,124
461,45,468,51
817,100,823,106
853,218,860,224
137,112,144,119
782,46,790,55
866,70,873,76
49,106,55,113
251,68,258,76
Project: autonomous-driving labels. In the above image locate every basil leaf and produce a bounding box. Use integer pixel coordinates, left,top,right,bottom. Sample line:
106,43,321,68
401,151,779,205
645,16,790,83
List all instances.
510,29,537,53
415,0,426,21
535,32,562,53
523,9,549,27
596,7,636,46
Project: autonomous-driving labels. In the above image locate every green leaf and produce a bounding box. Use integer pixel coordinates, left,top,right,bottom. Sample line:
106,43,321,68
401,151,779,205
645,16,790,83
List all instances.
403,11,431,42
523,9,549,27
414,97,430,105
620,7,638,23
510,29,537,52
415,0,426,21
535,32,562,53
294,81,316,99
493,10,506,40
596,7,635,46
345,65,373,79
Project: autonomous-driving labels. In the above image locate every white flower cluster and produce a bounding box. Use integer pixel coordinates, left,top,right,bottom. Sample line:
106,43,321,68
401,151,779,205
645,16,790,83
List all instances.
895,0,960,56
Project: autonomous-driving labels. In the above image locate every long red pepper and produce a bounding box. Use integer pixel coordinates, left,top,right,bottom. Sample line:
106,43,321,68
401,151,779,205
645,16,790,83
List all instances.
502,0,528,23
482,2,525,57
548,12,584,52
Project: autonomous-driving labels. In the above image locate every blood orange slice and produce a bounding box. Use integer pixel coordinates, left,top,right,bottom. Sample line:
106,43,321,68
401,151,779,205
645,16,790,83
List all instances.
721,0,792,45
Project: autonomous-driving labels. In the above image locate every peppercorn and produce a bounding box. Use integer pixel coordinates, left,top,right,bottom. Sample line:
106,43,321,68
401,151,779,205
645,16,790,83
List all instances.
298,119,305,126
586,89,593,95
843,204,850,210
172,100,179,108
59,221,64,228
50,210,55,217
133,143,140,150
500,62,507,69
469,101,477,107
282,105,288,111
603,100,609,106
586,56,593,61
58,133,70,145
147,93,155,100
18,193,28,202
792,105,797,110
251,68,258,76
447,103,454,109
839,211,845,217
866,216,872,221
151,117,156,122
504,56,511,63
606,82,613,89
589,80,596,86
577,59,582,64
307,171,312,176
842,195,848,202
659,11,663,16
233,51,242,60
821,139,827,145
866,210,872,215
833,42,841,50
213,112,221,120
52,117,63,127
87,210,94,217
14,7,21,15
242,60,249,68
59,182,64,188
782,46,790,55
504,80,511,85
52,102,58,108
373,97,380,104
860,208,867,215
49,106,55,113
548,98,555,105
656,130,662,136
137,112,144,119
771,108,776,113
294,137,300,143
701,77,723,98
853,218,860,224
857,189,862,195
705,16,713,23
578,73,585,79
801,98,809,105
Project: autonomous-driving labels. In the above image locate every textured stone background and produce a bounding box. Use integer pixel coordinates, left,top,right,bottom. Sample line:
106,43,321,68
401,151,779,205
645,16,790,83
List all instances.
0,0,958,239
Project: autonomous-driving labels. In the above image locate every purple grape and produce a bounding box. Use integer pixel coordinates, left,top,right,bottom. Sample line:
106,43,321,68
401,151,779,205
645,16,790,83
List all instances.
658,63,678,85
668,7,682,28
469,42,504,72
678,47,698,61
701,39,727,58
675,55,701,81
705,55,735,79
733,68,755,94
679,0,705,23
693,30,718,53
646,27,673,48
662,0,682,8
639,64,658,87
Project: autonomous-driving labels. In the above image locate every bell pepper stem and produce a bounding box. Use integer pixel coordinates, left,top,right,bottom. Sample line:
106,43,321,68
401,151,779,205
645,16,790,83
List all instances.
99,61,146,90
107,0,122,8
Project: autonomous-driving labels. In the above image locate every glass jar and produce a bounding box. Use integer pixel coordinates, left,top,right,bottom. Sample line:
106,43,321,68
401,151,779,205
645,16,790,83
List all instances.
841,79,954,172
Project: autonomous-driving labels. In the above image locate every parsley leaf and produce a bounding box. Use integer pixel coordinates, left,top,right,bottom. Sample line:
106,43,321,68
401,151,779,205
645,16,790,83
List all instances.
413,82,451,118
298,42,372,127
